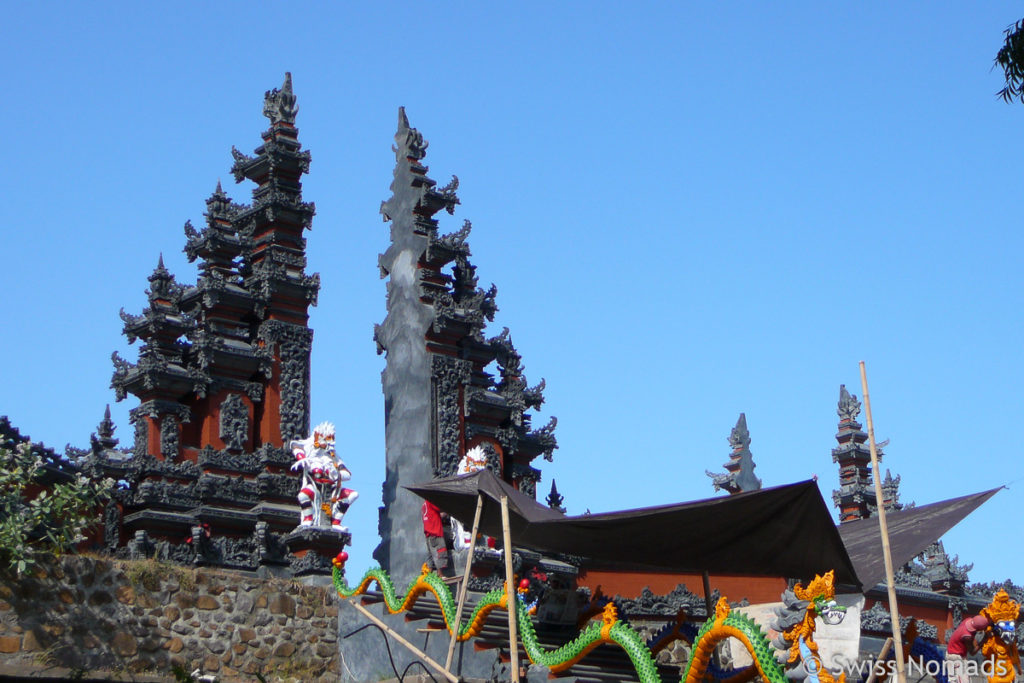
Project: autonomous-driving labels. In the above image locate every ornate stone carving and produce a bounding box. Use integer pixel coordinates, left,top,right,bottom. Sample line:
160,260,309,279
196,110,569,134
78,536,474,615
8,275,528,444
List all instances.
134,480,201,509
132,419,147,459
111,351,132,402
893,564,931,589
132,401,192,423
468,573,506,593
128,530,153,560
837,384,862,422
511,462,540,499
614,585,717,618
160,415,179,459
256,472,300,502
154,539,195,565
219,394,249,452
861,601,915,635
195,473,259,506
431,354,471,477
922,540,972,594
134,454,199,480
202,535,259,570
197,446,260,474
289,550,334,576
254,522,289,564
103,504,121,550
948,597,969,628
254,444,293,469
259,320,313,442
263,72,298,124
529,416,558,462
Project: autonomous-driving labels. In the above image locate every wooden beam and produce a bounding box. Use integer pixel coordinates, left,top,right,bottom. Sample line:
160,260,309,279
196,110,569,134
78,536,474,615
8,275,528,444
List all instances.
445,492,484,673
860,361,906,683
702,570,713,617
865,637,894,683
346,598,460,683
501,495,521,682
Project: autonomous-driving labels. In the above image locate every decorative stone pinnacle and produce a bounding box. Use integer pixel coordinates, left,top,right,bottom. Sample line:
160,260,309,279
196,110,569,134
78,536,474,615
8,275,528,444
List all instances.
837,384,862,422
395,106,427,161
263,72,298,124
92,404,119,450
546,479,565,512
146,254,177,302
728,413,751,451
707,413,761,494
205,181,233,217
98,405,115,438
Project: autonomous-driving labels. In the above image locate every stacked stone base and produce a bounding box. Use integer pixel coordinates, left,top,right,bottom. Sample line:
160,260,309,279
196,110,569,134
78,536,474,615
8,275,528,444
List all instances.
0,555,339,681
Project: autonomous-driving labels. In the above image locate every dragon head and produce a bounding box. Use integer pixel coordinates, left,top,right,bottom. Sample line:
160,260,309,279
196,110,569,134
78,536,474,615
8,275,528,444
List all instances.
983,590,1020,645
794,570,846,626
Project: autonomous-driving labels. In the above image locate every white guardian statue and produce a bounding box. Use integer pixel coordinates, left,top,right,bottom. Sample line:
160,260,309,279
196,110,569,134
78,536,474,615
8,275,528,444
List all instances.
289,422,358,533
452,445,490,549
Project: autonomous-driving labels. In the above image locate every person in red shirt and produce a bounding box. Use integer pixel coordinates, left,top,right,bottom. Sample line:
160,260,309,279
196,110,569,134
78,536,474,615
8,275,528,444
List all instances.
422,501,455,578
946,614,991,683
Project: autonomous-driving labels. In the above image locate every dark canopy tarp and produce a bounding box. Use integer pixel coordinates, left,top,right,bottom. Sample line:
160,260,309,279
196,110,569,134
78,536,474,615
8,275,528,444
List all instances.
406,470,862,588
838,487,1000,590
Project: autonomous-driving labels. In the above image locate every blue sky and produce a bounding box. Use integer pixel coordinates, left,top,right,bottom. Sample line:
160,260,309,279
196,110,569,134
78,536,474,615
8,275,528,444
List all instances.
2,3,1022,586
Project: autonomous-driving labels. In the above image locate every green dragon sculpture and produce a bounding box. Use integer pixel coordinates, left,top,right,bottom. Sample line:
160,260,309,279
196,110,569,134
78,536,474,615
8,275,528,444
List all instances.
332,563,842,683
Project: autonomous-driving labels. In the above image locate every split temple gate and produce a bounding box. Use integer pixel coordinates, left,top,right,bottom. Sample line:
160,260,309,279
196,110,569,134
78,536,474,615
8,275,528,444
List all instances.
0,74,1014,680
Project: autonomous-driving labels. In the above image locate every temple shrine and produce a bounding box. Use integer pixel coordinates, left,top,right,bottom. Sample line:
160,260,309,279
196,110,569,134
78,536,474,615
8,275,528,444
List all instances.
0,74,1018,682
73,74,338,576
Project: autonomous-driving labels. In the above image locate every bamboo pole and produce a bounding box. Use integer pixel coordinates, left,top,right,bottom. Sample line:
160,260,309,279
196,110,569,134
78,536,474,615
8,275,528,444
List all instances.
865,637,894,683
500,495,521,682
346,598,460,683
445,492,484,673
860,361,906,683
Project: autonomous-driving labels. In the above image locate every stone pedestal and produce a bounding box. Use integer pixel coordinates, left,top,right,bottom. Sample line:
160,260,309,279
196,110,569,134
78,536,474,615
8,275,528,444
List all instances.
285,527,350,578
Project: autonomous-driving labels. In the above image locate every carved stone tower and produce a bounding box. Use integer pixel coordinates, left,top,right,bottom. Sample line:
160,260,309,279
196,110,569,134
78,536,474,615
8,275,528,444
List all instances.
831,384,881,523
373,109,556,583
706,413,762,494
96,74,328,575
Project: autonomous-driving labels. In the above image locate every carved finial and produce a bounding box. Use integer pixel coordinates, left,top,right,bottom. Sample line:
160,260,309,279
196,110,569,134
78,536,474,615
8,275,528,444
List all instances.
394,106,427,161
728,413,751,451
147,254,178,302
708,413,761,494
98,405,115,438
92,404,119,451
263,72,298,124
205,181,234,220
546,479,565,512
837,384,862,422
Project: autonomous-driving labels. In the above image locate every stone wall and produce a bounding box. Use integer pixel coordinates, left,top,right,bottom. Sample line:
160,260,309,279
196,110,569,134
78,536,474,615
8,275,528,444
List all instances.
0,555,339,681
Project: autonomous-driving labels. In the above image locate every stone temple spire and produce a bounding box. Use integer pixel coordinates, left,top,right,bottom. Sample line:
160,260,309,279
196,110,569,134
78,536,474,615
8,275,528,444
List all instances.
707,413,762,494
880,469,904,513
831,384,880,523
373,107,557,584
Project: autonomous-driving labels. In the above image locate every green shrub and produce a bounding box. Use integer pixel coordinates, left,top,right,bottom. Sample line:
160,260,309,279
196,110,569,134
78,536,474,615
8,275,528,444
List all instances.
0,442,113,576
